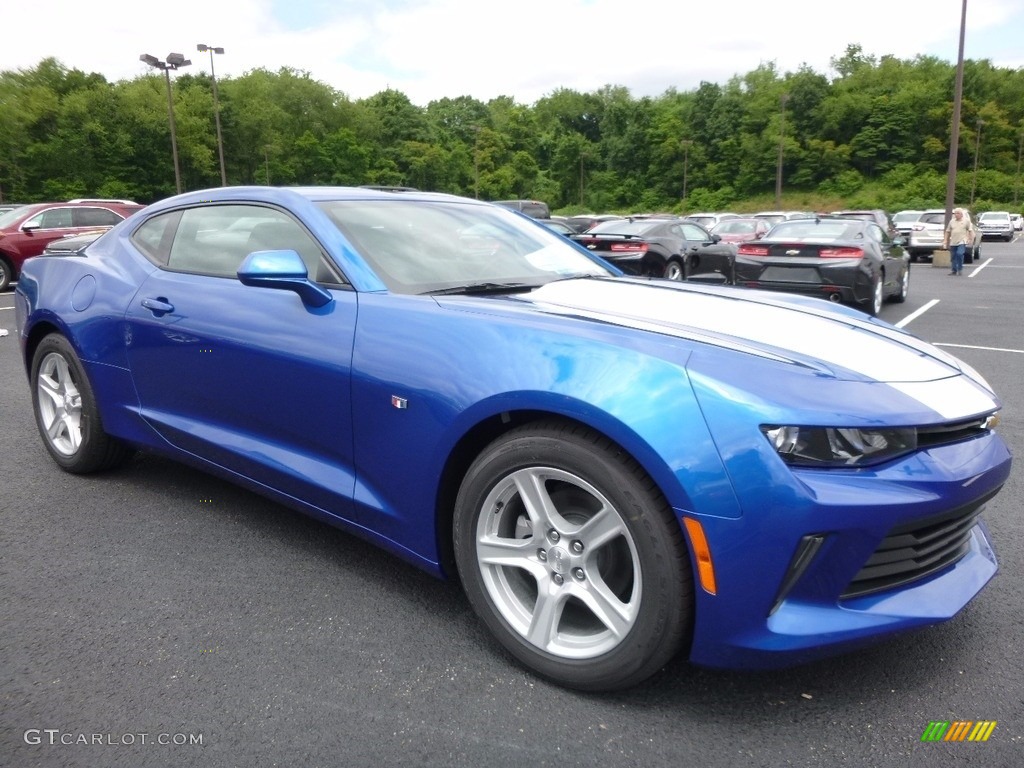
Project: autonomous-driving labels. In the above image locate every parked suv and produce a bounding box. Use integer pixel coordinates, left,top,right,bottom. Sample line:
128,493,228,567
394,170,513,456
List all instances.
977,211,1014,241
492,199,551,219
0,199,144,290
830,209,895,237
892,209,924,240
907,208,982,263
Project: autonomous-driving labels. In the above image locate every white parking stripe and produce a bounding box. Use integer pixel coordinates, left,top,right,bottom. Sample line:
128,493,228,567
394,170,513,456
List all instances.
967,257,994,277
935,343,1024,355
894,299,939,328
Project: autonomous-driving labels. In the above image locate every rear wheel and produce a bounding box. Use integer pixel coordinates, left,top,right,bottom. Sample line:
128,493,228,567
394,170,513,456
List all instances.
31,334,133,473
453,421,693,691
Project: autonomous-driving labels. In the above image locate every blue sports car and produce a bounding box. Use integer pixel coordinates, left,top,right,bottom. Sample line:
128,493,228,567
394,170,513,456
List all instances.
14,187,1011,691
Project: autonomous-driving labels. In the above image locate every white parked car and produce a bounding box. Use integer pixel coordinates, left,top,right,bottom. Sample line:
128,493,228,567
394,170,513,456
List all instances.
1009,213,1022,232
977,211,1014,241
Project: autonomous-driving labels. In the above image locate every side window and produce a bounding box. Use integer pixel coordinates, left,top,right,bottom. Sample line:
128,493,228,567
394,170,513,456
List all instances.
26,208,73,229
131,211,181,266
164,205,337,281
74,207,122,227
681,223,709,241
866,224,885,244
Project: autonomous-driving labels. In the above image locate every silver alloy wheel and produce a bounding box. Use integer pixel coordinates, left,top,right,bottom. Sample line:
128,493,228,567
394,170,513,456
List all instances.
664,259,684,281
474,465,641,659
870,274,883,315
36,351,83,456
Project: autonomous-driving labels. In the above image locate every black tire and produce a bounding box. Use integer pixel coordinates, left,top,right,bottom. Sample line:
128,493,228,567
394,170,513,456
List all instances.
453,421,693,691
866,272,883,316
891,265,910,304
30,334,134,473
0,257,13,292
664,258,686,281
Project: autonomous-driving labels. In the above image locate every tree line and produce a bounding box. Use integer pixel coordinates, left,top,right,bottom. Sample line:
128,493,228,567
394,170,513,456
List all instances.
1,45,1022,214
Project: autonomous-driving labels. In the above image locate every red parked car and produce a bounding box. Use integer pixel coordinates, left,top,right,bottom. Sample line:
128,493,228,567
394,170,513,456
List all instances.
0,199,145,290
709,217,772,243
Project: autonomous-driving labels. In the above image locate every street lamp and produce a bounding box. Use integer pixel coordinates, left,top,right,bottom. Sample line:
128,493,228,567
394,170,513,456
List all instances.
140,52,191,194
1015,122,1023,206
470,126,481,199
680,140,693,204
197,44,227,186
943,0,967,228
970,118,985,205
775,93,789,207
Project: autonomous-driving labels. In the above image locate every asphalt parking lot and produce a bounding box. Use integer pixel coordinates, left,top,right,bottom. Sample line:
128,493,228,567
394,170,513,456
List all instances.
1,239,1022,768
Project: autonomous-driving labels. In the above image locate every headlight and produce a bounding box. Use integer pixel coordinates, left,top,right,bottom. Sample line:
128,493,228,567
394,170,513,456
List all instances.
762,425,917,467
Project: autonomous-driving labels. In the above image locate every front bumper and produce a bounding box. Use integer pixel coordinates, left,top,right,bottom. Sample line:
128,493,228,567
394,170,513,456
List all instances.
682,430,1010,670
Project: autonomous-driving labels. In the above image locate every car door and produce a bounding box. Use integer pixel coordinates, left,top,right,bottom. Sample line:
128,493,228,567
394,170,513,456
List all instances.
123,203,360,521
865,223,903,291
15,206,80,258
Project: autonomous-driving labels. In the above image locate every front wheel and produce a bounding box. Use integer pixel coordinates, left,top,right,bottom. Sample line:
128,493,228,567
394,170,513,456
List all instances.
453,422,693,691
0,257,13,292
31,334,134,473
663,258,686,281
866,272,883,316
891,265,910,303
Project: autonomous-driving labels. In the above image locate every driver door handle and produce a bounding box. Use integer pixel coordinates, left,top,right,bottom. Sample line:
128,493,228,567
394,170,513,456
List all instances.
141,297,174,315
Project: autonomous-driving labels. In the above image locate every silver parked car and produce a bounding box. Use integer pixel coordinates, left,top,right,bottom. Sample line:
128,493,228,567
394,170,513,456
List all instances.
907,209,982,263
977,211,1014,241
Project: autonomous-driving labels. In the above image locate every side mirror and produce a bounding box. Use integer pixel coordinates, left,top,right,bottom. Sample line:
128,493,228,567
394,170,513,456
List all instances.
237,249,333,308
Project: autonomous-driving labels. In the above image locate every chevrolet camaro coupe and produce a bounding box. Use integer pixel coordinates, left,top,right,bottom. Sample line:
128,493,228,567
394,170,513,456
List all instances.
15,187,1011,691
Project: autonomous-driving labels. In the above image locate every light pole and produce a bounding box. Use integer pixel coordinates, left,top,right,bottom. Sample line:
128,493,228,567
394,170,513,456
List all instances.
197,44,227,186
1015,122,1023,205
775,93,789,208
680,140,692,204
470,126,481,199
943,0,968,227
140,52,191,194
970,118,985,205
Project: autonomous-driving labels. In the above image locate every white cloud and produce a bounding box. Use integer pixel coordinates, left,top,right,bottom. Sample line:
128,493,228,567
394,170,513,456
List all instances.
1,0,1020,105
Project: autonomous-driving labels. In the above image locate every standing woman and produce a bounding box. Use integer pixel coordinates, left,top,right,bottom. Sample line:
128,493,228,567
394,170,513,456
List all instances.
943,208,975,276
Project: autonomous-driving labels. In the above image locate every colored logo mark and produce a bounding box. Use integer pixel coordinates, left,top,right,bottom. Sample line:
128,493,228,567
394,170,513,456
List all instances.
921,720,997,742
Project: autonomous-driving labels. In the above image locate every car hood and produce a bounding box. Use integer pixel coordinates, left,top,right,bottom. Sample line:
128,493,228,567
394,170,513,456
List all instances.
471,278,996,418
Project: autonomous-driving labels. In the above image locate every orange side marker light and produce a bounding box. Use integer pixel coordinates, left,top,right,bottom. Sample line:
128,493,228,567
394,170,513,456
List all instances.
683,517,717,595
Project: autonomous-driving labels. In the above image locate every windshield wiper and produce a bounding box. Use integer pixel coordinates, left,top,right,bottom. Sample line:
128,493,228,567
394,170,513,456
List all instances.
423,281,539,296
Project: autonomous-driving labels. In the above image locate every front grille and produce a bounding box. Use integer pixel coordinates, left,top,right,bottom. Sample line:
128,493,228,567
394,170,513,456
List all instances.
917,416,993,449
841,487,1000,599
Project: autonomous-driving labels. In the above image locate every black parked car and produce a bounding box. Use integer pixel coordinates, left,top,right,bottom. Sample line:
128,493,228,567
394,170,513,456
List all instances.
571,217,730,281
40,229,108,256
734,217,910,315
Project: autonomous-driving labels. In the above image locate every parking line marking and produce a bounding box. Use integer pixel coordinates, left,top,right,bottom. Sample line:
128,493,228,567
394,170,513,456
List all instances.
935,343,1024,355
895,299,939,328
967,258,994,277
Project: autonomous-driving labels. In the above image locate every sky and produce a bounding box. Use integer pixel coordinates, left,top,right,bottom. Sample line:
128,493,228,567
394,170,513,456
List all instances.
2,0,1021,106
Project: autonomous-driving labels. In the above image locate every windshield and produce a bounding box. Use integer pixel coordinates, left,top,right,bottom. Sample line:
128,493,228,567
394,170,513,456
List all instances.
0,206,33,228
317,200,611,294
766,220,863,241
587,220,657,236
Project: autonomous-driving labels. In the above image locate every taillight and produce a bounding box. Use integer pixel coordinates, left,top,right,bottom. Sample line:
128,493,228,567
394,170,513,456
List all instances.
818,247,863,259
737,244,769,256
610,242,647,253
